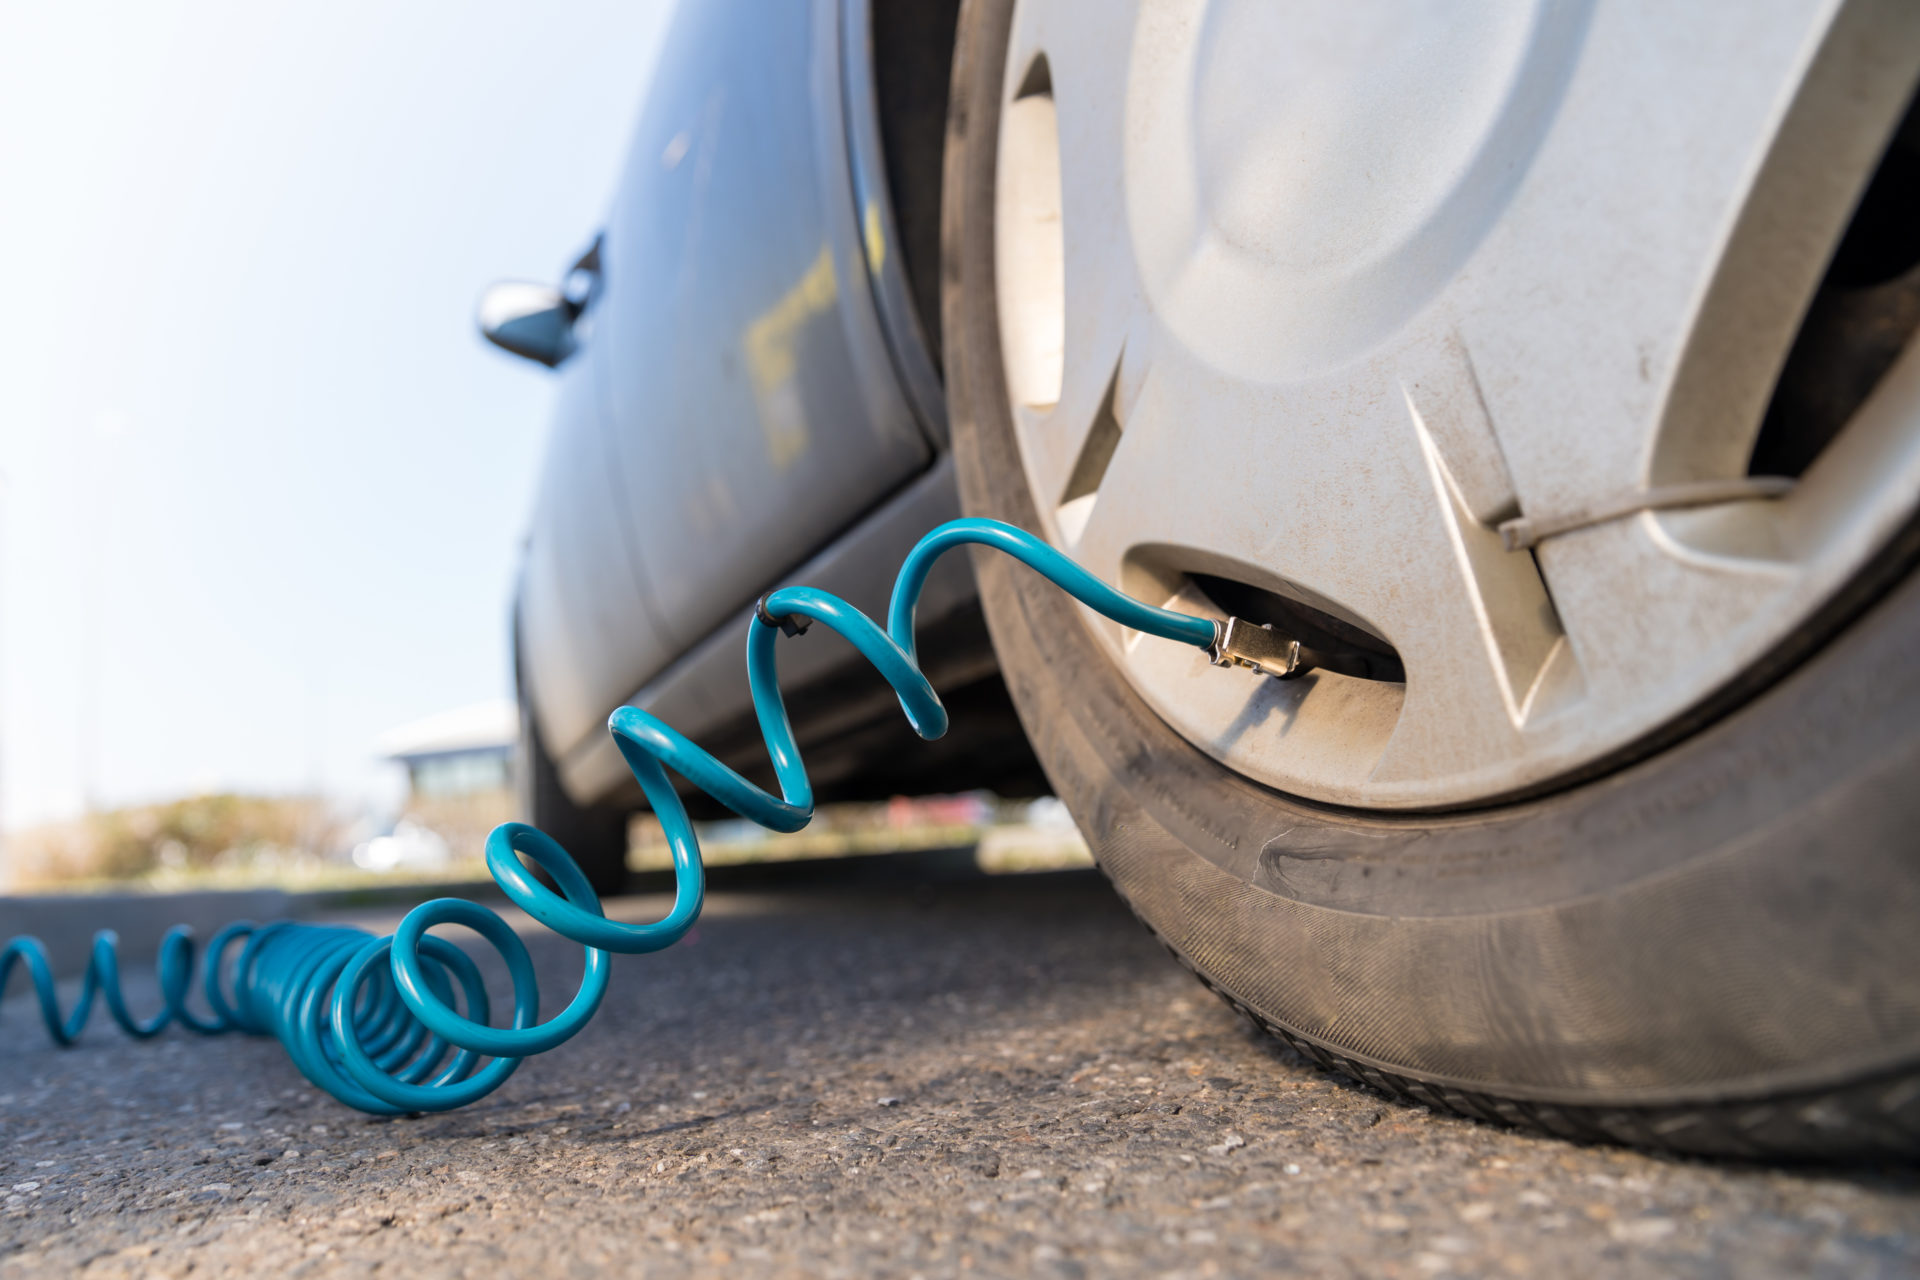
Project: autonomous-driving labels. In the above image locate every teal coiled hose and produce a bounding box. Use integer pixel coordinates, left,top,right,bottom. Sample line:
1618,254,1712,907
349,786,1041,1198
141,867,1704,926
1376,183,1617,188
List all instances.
0,518,1219,1114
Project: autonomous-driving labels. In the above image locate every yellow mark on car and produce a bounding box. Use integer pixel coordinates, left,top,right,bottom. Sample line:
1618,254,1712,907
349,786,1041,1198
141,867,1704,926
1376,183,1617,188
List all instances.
743,245,838,470
863,200,886,276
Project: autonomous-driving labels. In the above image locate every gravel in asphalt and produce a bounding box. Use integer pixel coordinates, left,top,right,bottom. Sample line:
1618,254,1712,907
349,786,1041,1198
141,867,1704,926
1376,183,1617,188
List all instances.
2,869,1917,1277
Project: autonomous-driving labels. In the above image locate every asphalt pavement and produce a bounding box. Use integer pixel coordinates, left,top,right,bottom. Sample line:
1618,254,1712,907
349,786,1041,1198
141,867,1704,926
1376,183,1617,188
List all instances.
3,866,1917,1278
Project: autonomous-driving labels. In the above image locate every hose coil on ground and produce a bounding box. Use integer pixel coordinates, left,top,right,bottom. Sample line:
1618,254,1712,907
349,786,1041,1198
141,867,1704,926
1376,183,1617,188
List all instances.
0,519,1217,1114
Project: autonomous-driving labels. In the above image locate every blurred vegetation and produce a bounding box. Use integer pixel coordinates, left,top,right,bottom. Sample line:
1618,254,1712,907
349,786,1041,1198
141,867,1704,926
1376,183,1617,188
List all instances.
5,793,353,892
4,790,1091,895
94,793,337,877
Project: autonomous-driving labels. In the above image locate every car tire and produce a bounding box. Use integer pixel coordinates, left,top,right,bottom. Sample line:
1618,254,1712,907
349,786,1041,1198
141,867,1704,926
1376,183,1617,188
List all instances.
942,0,1920,1159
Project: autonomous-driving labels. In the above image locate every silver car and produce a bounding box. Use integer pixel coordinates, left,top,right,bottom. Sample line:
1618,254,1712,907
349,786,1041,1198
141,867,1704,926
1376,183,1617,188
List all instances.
488,0,1920,1159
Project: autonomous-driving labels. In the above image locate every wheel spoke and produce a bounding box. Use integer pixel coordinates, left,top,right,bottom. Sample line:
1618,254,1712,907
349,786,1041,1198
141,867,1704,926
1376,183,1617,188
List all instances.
1001,0,1146,523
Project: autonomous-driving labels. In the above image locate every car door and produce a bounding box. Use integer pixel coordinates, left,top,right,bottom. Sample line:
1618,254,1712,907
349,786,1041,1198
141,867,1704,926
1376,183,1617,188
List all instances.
519,321,680,764
593,0,934,672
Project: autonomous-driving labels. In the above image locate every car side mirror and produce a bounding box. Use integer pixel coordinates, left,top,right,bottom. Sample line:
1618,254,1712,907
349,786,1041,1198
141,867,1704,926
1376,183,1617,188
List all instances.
477,281,579,369
478,235,602,370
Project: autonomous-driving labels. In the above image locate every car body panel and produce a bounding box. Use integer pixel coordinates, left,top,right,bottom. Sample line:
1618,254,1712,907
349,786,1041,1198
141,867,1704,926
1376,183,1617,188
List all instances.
593,0,933,706
559,456,977,803
516,0,1034,810
518,339,677,760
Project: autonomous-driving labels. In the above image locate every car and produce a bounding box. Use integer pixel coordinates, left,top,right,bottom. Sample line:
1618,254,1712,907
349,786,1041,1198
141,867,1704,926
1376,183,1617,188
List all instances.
484,0,1920,1159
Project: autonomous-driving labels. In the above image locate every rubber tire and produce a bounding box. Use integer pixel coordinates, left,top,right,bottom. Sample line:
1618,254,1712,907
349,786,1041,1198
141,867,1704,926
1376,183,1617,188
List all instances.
517,665,631,899
941,0,1920,1160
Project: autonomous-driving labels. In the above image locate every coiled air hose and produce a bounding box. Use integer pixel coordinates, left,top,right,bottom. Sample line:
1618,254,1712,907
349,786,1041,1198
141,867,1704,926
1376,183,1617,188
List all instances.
0,518,1235,1114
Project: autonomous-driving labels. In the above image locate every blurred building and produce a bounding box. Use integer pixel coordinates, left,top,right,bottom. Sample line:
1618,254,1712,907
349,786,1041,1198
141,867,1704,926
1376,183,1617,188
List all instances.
361,700,518,871
374,700,517,800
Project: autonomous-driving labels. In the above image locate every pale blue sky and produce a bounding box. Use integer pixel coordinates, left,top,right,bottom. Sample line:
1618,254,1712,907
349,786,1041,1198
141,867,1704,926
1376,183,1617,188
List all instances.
0,0,673,833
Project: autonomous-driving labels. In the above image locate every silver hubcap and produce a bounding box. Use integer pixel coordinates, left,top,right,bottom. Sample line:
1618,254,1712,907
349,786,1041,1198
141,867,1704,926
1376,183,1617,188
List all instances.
995,0,1920,807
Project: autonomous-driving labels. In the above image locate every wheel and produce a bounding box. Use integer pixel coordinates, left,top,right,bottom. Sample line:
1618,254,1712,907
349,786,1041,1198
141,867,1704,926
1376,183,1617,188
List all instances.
517,644,631,898
943,0,1920,1157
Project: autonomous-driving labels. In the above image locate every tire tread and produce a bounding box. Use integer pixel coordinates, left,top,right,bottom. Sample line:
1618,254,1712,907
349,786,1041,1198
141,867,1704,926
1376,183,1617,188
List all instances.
1111,870,1920,1160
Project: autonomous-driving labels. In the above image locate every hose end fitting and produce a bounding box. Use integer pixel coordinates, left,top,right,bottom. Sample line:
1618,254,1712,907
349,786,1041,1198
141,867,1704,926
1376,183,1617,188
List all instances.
1208,616,1310,680
755,593,811,637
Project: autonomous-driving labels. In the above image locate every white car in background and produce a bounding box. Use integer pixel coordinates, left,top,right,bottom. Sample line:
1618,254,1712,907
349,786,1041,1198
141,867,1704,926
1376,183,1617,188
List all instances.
486,0,1920,1159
